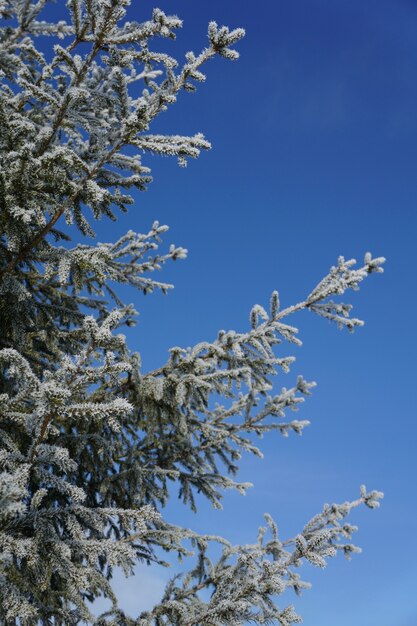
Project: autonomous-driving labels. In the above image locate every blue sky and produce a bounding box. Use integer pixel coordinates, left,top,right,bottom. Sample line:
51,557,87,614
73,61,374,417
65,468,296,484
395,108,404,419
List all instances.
40,1,417,624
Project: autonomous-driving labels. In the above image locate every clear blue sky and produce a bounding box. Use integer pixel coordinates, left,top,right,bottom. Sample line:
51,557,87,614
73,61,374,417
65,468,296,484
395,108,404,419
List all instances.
45,1,417,624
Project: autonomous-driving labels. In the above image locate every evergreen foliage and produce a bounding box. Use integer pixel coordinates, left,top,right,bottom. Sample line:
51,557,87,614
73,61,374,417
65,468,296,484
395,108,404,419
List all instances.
0,2,384,624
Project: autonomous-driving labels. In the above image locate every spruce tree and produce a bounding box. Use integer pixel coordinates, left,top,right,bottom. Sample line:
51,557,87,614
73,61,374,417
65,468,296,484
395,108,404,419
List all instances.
0,2,384,624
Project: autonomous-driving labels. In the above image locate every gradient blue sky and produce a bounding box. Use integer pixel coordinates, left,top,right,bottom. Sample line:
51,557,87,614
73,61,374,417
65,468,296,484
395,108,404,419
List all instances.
42,1,417,624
